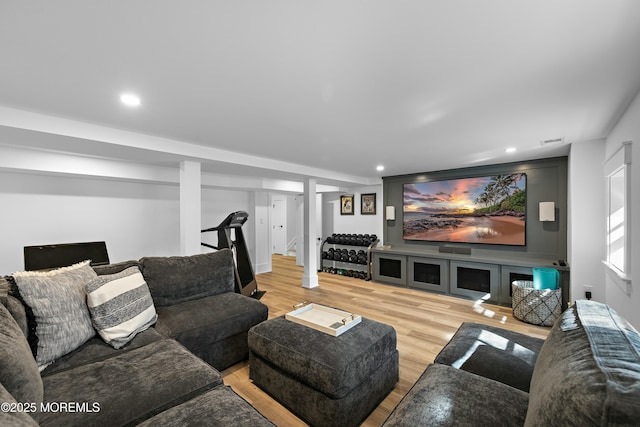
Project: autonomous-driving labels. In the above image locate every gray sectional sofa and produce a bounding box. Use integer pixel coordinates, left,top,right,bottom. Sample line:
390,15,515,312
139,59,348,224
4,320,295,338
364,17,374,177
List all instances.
383,299,640,426
1,248,272,426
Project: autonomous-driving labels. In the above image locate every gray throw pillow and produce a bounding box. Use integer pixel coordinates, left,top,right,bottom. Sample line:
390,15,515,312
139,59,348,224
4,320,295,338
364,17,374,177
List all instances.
12,261,97,371
86,266,157,349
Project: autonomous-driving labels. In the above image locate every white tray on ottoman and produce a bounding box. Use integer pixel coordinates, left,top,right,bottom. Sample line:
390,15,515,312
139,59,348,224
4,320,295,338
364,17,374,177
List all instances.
285,303,361,336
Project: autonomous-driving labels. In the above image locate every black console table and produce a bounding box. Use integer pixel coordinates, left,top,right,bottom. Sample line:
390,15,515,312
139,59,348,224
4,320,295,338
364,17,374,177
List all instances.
371,247,570,308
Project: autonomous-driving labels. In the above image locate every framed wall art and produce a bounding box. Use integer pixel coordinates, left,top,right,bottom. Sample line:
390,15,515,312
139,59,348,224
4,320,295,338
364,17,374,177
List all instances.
361,193,376,215
340,195,354,215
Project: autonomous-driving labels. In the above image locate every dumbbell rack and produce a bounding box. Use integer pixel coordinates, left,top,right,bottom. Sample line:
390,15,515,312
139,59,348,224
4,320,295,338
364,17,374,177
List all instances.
319,234,379,281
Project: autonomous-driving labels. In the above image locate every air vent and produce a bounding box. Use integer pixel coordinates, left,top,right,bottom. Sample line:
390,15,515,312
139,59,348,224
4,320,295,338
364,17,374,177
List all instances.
541,137,565,146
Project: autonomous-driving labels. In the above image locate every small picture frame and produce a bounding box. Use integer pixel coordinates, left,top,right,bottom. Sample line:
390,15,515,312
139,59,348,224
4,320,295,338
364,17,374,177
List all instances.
340,195,354,215
361,193,376,215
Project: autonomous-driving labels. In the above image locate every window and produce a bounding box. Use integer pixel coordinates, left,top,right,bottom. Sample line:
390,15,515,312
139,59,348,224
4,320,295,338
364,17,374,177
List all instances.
604,141,632,287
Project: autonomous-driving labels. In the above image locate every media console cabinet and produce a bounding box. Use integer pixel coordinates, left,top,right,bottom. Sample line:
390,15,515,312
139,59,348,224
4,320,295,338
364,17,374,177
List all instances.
371,247,569,309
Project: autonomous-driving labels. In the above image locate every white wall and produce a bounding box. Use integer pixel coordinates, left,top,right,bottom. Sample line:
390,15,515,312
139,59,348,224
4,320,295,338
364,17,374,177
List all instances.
603,90,640,328
0,171,179,272
322,186,383,240
568,140,606,302
201,187,250,234
0,170,252,273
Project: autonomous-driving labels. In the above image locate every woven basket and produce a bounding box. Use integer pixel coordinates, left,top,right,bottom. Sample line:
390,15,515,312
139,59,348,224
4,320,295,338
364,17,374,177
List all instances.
511,280,561,326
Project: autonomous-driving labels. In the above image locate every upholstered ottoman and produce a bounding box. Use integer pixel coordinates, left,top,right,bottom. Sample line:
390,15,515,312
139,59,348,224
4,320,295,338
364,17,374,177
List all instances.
248,316,399,427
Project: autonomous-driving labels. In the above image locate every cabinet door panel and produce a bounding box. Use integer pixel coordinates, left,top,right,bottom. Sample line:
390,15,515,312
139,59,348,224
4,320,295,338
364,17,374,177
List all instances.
372,253,406,286
449,260,500,303
408,257,449,293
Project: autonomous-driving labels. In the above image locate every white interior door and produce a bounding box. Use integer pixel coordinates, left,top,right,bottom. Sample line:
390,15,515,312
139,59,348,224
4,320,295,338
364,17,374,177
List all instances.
272,198,286,255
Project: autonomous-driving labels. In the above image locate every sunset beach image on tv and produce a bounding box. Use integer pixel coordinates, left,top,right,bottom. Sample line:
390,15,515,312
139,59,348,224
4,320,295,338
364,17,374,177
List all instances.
403,174,526,245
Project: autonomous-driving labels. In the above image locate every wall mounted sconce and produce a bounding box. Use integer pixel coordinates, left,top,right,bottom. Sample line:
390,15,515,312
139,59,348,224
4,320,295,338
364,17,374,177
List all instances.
539,202,555,222
385,206,396,221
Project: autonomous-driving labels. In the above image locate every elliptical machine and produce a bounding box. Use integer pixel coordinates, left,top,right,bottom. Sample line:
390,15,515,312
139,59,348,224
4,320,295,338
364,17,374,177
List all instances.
201,211,265,299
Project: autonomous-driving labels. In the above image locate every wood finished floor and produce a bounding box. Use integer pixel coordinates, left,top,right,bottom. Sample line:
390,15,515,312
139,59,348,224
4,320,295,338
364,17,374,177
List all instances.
222,255,549,427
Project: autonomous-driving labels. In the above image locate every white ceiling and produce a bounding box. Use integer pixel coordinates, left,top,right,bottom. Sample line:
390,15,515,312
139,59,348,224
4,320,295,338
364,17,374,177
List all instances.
1,1,640,186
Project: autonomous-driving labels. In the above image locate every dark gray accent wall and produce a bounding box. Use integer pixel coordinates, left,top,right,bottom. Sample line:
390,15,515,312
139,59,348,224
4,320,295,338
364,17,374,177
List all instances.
382,157,567,262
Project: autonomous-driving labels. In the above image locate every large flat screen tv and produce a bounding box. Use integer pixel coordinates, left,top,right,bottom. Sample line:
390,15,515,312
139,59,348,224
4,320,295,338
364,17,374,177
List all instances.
403,173,526,246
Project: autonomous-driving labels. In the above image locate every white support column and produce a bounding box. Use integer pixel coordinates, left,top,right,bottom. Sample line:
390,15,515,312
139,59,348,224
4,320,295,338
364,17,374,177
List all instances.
302,178,319,288
250,191,272,274
179,161,201,255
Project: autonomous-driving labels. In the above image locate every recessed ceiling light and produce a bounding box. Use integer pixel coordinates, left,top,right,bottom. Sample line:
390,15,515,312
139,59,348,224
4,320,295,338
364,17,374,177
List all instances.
505,147,516,153
376,165,385,172
120,93,141,107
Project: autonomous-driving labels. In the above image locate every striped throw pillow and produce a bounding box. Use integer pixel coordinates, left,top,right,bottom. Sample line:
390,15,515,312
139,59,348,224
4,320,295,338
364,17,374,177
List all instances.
86,267,157,349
